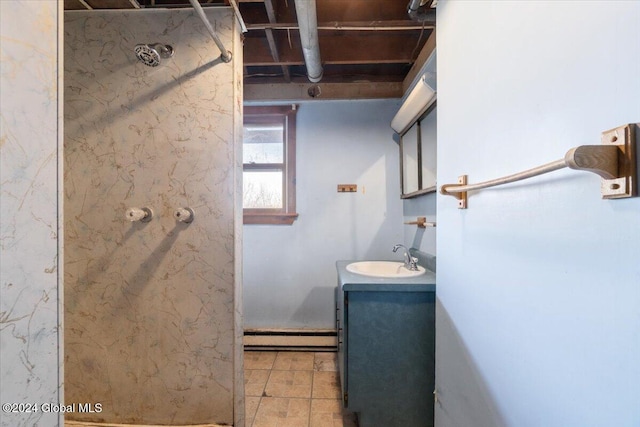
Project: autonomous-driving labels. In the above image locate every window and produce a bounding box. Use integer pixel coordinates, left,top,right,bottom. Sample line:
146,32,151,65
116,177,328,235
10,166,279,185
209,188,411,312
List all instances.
243,105,298,225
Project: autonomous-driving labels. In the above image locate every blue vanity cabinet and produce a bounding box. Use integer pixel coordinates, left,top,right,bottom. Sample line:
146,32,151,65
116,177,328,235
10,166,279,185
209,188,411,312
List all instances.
336,261,436,427
336,284,347,404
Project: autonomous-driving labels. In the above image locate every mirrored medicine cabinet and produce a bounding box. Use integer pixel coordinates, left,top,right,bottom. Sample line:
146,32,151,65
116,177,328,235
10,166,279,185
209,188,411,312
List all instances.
400,103,437,198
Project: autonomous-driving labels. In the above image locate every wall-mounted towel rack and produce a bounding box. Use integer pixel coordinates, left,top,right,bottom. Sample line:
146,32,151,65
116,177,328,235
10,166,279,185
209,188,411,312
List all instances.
440,123,637,209
404,216,436,228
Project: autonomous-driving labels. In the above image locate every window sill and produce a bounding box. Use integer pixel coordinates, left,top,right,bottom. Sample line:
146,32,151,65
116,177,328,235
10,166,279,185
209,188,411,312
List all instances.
243,213,299,225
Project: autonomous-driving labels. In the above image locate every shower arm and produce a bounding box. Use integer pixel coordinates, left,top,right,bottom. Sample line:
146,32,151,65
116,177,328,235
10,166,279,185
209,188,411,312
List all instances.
188,0,232,63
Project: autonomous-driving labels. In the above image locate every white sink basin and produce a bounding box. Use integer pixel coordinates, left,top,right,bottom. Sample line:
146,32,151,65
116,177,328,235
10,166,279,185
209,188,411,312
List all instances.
346,261,426,278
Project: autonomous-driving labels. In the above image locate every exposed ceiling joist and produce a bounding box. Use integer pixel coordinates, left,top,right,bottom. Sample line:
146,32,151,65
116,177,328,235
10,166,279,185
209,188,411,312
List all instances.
246,21,433,31
245,81,403,101
263,0,291,82
244,32,430,66
402,30,436,94
63,0,436,100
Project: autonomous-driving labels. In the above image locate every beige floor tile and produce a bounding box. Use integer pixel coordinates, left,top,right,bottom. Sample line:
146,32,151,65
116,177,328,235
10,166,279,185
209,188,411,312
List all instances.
273,351,315,371
310,398,343,413
313,352,338,372
244,351,356,426
265,370,313,398
310,399,358,427
245,369,271,397
312,371,342,399
245,351,277,370
246,396,261,426
253,397,310,427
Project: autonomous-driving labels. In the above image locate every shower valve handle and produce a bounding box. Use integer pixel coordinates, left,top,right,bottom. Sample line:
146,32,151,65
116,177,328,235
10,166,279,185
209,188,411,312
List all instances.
174,207,194,224
126,207,153,222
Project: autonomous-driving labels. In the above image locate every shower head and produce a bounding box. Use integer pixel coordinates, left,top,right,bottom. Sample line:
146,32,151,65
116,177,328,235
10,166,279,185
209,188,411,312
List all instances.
134,43,174,67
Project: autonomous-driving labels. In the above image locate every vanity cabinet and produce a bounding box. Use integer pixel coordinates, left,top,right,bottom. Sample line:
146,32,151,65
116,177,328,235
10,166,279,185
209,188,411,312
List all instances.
336,261,436,427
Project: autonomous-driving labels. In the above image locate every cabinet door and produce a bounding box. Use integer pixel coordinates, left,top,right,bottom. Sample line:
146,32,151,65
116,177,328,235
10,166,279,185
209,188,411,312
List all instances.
347,291,435,426
336,287,347,406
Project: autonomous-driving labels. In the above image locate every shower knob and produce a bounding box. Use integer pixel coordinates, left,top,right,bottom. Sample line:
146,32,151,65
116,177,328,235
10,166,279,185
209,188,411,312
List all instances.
126,207,153,222
174,207,194,224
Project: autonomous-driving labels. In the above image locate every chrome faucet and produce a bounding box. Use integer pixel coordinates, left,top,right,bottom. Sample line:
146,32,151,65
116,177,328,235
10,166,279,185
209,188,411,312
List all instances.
392,244,419,271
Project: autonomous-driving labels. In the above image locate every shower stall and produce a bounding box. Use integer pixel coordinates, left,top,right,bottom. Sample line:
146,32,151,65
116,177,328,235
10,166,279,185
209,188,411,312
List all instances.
63,7,244,426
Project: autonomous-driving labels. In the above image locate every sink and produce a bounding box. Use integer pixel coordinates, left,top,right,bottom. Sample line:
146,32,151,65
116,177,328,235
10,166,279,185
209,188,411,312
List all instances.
346,261,426,278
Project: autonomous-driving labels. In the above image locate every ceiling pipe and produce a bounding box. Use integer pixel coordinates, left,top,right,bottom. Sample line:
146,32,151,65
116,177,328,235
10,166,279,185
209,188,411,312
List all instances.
407,0,436,23
293,0,323,83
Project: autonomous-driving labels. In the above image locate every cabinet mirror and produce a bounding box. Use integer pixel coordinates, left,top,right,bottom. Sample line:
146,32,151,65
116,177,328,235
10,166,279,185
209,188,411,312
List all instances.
400,103,437,198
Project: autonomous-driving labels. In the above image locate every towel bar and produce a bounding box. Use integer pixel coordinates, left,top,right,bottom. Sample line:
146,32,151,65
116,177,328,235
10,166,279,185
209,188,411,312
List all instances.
440,123,637,208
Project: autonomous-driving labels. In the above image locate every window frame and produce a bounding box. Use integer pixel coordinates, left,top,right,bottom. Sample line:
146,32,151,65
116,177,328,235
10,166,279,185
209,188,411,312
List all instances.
243,105,298,225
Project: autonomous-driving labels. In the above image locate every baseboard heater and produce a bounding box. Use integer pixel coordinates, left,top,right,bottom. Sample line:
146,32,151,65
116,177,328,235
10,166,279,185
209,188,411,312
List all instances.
244,328,337,352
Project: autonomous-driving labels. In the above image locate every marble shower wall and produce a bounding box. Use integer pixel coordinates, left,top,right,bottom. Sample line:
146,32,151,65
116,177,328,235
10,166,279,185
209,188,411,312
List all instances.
0,2,63,427
64,9,243,425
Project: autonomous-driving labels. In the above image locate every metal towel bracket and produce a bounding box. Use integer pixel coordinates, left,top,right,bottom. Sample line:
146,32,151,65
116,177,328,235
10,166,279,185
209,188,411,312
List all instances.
440,123,637,209
404,217,436,228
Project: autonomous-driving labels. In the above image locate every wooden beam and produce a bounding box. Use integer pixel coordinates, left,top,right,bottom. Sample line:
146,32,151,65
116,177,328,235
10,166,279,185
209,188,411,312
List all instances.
263,0,277,20
246,20,433,31
64,0,90,10
247,59,414,67
263,30,291,81
85,0,137,8
402,30,436,94
263,0,291,82
244,33,425,66
244,81,403,101
315,0,413,21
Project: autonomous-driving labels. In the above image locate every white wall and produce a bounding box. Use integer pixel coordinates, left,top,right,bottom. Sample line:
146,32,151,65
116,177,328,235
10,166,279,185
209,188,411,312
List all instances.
243,100,404,329
0,2,63,426
436,2,640,427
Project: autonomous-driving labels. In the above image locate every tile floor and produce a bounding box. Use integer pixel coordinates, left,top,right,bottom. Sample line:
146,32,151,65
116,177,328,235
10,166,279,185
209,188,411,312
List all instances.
244,351,358,427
